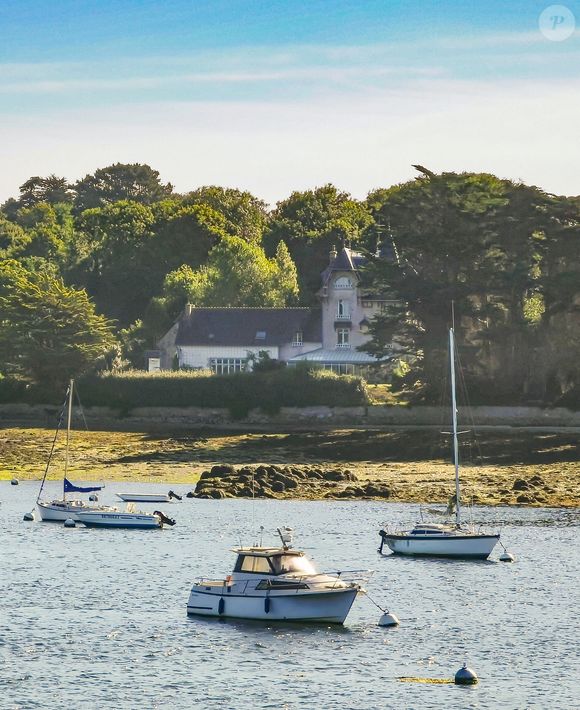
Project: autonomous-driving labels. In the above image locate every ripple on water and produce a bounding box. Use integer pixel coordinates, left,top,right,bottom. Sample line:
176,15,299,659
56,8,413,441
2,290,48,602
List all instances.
1,483,579,710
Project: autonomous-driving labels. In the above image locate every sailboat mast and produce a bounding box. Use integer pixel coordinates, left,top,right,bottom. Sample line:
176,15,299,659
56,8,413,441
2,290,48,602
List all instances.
63,378,74,500
449,328,461,526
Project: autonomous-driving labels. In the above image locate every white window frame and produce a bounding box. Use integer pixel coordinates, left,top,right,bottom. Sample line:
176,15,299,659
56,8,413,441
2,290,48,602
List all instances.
209,358,246,374
337,328,350,348
291,331,303,346
337,299,350,319
334,276,353,289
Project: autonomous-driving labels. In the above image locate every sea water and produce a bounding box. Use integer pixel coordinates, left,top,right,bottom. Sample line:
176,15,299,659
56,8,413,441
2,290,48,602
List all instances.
0,482,579,709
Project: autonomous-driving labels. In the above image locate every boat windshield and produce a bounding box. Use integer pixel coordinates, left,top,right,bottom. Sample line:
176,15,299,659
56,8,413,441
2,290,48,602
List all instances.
270,554,316,576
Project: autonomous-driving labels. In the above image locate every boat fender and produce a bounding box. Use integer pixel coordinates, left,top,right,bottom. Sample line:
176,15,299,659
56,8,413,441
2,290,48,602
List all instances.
264,597,271,614
378,529,388,553
154,511,176,527
168,490,182,501
218,598,225,615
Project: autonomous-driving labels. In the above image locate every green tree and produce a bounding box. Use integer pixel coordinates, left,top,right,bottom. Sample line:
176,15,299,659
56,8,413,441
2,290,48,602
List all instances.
1,174,74,219
74,200,157,325
13,202,75,267
364,170,549,401
184,186,268,242
0,260,116,388
264,184,372,301
74,163,173,212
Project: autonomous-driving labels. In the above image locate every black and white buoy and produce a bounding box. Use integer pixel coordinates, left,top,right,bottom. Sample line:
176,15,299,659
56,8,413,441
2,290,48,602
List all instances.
10,478,19,486
23,511,34,521
499,550,515,562
454,663,478,685
63,518,76,528
88,494,98,502
378,611,400,627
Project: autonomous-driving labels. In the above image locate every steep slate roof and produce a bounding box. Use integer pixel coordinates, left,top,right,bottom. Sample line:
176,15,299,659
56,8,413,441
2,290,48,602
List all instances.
320,246,366,285
175,307,321,347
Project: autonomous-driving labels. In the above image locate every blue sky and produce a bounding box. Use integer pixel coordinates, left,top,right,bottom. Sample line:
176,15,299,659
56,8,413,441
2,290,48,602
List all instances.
1,0,579,203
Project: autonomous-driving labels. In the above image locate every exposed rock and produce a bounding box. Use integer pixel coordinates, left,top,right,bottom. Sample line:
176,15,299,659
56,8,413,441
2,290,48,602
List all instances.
271,481,285,493
516,493,532,503
512,479,530,491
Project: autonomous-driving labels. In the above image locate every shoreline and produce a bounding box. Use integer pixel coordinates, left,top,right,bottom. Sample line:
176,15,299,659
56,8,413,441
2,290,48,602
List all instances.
1,426,578,508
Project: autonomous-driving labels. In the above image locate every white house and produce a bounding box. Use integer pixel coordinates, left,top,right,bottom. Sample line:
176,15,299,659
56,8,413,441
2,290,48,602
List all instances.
153,246,395,374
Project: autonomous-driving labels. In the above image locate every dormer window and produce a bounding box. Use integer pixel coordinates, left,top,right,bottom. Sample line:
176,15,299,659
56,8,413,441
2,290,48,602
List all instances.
255,331,266,341
334,276,353,289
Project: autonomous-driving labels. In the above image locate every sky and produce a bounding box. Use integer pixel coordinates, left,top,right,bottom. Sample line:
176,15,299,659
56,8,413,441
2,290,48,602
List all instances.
1,0,579,205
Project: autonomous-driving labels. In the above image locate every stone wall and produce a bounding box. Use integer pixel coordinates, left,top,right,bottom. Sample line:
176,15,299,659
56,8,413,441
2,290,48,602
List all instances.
0,403,579,430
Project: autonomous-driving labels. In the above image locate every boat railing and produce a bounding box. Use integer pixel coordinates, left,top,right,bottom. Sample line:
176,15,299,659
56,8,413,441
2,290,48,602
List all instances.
196,569,372,594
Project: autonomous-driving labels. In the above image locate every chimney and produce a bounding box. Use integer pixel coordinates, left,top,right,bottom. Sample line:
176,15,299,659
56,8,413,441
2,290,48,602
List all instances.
185,303,194,318
329,245,337,263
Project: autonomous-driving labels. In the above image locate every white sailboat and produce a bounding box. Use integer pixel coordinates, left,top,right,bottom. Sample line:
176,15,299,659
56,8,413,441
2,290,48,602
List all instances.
187,528,366,623
36,379,116,522
378,327,500,560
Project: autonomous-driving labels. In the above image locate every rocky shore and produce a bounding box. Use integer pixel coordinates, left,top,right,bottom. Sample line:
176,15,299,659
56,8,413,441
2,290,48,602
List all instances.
190,463,392,500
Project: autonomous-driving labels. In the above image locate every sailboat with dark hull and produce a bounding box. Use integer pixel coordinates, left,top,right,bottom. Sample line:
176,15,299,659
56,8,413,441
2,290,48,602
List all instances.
36,379,116,522
378,328,500,560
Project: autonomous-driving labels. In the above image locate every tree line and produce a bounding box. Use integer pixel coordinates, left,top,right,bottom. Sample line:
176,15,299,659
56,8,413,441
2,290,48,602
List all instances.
0,163,578,406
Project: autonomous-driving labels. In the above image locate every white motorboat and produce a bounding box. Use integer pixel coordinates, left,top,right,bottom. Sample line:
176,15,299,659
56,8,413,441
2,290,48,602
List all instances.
35,379,116,522
76,506,176,529
379,327,500,560
116,493,170,503
187,528,365,623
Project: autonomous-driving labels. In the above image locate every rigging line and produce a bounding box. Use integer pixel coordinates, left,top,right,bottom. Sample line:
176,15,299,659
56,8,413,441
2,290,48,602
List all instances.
74,384,89,432
454,346,485,467
36,388,69,504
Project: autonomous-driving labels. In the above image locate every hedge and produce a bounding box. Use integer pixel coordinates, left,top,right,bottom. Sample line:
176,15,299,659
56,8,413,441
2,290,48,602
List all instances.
0,368,370,416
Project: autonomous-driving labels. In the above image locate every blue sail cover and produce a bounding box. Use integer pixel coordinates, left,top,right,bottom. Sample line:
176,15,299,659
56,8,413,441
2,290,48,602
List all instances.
63,478,103,493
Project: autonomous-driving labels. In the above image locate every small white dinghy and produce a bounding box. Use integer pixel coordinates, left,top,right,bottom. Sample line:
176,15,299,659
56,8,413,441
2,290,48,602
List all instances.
187,528,366,624
76,504,176,529
116,493,170,503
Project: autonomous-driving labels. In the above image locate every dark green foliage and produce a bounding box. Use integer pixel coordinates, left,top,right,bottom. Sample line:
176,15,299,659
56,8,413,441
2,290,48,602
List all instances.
363,169,580,404
0,260,116,389
14,368,368,411
265,184,373,302
74,163,173,212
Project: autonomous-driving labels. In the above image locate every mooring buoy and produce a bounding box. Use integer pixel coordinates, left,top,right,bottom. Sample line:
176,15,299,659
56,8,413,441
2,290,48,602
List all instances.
454,663,478,685
10,478,19,486
88,494,98,502
64,518,76,528
378,611,400,627
499,551,515,562
23,512,34,521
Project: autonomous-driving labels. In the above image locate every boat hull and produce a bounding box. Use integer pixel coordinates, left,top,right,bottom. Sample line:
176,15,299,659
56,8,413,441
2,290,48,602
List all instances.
76,512,161,529
187,587,358,624
37,501,105,522
117,494,170,503
382,533,500,559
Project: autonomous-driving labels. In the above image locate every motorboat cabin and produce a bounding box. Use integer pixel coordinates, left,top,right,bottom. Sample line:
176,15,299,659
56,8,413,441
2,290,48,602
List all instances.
187,544,363,623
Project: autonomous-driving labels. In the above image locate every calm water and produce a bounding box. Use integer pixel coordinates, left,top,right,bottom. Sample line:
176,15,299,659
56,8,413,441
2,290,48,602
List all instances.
1,482,579,710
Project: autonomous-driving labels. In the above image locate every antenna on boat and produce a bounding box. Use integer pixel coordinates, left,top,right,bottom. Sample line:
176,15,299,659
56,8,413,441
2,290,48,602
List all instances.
277,526,294,550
